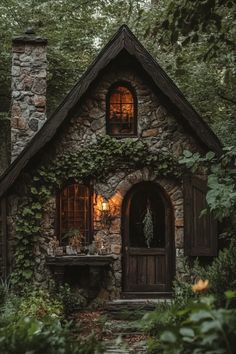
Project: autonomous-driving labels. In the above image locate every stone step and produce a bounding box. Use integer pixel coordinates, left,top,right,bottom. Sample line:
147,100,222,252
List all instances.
104,298,171,320
104,341,147,354
103,319,141,334
104,347,146,354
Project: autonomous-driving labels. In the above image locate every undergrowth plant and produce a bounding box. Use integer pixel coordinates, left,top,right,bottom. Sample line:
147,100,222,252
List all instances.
0,283,102,354
145,291,236,354
0,316,103,354
58,284,87,315
171,234,236,308
158,293,236,354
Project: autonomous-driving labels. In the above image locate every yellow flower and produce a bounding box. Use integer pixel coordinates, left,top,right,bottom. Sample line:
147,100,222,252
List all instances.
192,279,209,293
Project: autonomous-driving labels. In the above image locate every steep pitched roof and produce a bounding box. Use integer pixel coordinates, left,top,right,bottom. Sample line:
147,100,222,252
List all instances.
0,25,222,198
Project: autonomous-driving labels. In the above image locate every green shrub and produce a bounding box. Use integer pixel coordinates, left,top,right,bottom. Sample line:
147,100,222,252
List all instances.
17,288,63,321
0,293,21,327
0,316,102,354
58,284,87,315
142,302,181,336
171,235,236,307
0,284,101,354
202,236,236,305
173,279,195,306
157,293,236,354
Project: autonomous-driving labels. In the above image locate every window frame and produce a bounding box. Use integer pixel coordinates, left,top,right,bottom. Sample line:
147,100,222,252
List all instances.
106,81,138,137
56,181,94,246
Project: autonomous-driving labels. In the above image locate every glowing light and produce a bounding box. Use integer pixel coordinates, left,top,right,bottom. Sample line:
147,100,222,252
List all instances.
102,201,109,211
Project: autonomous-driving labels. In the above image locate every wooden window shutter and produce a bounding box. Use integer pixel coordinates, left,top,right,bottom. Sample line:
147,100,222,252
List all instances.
184,176,217,256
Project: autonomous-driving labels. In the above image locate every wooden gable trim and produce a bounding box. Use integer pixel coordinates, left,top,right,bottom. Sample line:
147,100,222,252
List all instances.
0,25,222,199
123,29,222,154
0,28,125,199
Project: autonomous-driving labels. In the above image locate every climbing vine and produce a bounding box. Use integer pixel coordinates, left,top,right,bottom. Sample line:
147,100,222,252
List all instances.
12,135,182,288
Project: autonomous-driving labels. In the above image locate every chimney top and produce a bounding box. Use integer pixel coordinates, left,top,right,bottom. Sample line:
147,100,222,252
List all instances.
12,28,47,45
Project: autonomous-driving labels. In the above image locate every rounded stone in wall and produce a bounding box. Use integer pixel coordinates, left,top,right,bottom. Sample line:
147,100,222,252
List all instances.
32,78,46,95
29,118,39,132
91,117,105,131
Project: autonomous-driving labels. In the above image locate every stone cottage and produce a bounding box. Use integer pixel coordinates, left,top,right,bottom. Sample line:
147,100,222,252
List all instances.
0,25,221,300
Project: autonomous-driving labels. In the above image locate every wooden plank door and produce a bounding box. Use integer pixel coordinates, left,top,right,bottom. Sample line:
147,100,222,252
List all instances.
122,182,174,295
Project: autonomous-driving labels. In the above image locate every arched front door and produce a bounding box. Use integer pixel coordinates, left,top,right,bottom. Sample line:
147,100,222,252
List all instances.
122,182,174,296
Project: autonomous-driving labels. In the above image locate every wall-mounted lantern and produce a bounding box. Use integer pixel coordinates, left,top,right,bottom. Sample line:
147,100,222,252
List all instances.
101,200,109,212
100,198,112,227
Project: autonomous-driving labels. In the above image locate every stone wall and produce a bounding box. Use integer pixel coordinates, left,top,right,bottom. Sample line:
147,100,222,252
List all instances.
54,65,201,157
11,30,47,161
6,62,205,299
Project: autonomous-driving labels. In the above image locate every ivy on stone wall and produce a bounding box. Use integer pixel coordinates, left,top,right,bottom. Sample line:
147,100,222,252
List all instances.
12,135,182,288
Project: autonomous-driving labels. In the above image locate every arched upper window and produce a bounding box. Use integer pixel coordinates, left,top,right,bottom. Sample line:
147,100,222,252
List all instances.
57,183,93,246
107,83,137,136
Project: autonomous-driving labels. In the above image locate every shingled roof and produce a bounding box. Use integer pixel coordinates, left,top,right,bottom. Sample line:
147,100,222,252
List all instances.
0,25,222,198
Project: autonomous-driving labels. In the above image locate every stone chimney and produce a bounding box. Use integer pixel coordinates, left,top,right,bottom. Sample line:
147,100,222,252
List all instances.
11,28,47,161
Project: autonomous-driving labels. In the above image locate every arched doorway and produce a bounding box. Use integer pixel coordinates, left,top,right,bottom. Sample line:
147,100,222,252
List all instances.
122,182,174,296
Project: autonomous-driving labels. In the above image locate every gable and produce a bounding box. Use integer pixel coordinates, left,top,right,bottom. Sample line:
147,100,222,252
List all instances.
50,55,206,160
0,25,222,198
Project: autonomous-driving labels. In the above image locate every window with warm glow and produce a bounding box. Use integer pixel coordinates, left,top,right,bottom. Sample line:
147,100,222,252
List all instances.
107,84,137,136
57,184,93,245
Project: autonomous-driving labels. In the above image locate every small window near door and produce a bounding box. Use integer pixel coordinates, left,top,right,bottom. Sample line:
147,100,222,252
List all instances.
107,83,137,136
57,183,93,246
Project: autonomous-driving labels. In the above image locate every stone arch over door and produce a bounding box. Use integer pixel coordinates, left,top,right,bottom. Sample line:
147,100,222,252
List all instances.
121,180,174,296
94,169,182,299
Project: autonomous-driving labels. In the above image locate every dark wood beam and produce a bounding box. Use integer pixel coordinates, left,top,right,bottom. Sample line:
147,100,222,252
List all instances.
1,198,8,278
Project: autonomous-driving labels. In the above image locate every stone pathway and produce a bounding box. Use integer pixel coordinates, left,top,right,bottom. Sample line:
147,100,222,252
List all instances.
72,299,171,353
102,299,170,353
73,311,148,353
102,318,148,353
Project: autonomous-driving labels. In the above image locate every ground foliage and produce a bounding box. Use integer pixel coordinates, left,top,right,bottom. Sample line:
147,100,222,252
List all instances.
144,288,236,353
0,282,102,354
0,0,235,145
156,294,236,354
172,234,236,308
